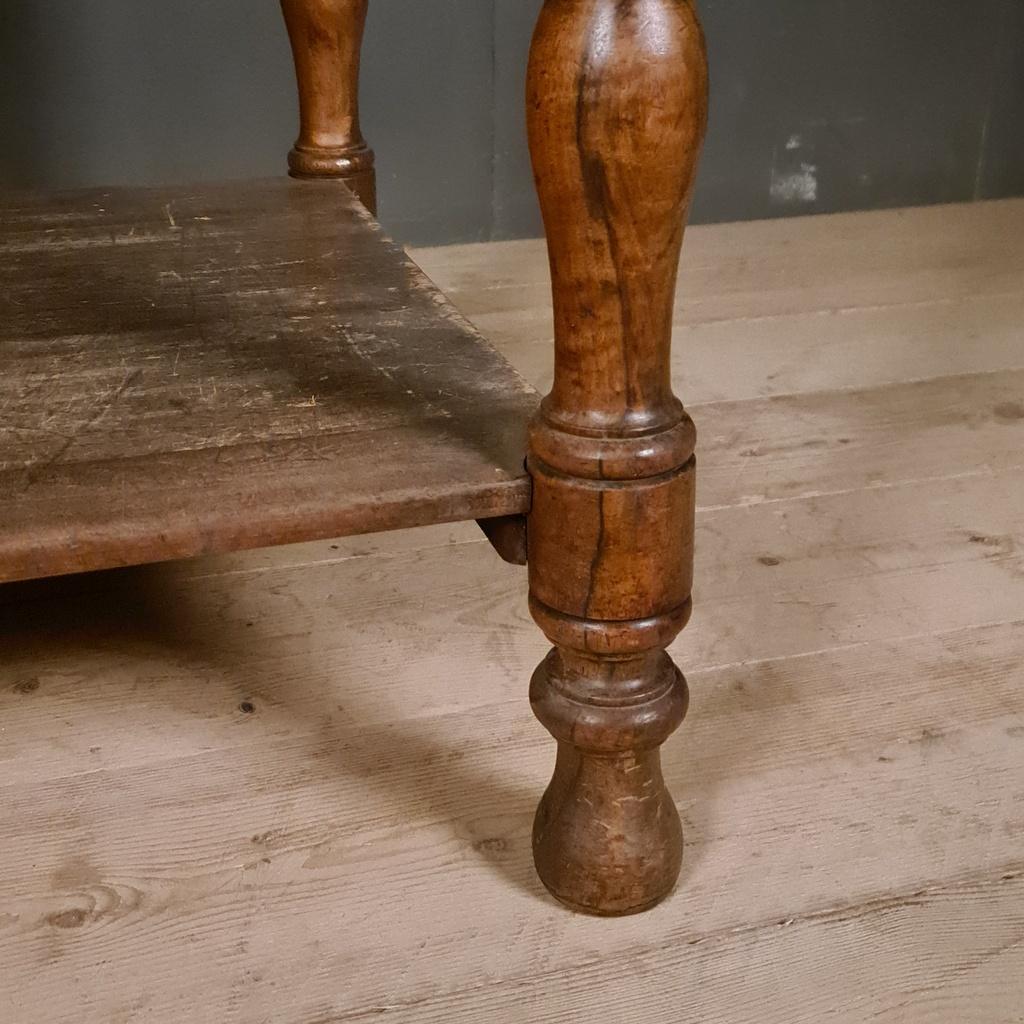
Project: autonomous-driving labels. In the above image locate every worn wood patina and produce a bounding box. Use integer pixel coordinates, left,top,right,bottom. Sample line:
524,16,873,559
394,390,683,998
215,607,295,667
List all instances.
525,0,708,913
0,179,535,582
0,0,710,916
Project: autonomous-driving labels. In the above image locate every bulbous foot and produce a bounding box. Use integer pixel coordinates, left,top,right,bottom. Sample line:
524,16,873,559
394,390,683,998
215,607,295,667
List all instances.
530,647,689,915
533,745,684,915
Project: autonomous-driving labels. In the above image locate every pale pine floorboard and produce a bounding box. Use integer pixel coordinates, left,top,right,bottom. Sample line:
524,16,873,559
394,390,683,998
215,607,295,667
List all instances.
1,200,1023,1023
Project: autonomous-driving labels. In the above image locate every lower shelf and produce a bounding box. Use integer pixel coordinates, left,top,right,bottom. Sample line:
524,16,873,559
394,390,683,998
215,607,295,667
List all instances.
0,178,537,582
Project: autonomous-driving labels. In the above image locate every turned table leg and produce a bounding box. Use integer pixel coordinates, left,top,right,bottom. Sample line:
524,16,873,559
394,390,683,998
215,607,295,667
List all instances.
526,0,709,915
281,0,377,212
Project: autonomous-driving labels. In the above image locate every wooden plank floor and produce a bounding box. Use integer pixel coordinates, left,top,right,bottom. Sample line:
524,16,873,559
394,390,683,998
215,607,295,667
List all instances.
2,199,1023,1023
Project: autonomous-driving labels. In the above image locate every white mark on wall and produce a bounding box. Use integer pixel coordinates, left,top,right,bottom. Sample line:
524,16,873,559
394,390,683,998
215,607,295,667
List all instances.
771,132,820,205
771,161,819,204
770,158,819,204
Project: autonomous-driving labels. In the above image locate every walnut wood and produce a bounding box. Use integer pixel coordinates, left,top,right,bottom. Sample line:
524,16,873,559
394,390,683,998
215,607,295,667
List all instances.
281,0,377,212
1,0,709,921
0,179,536,583
525,0,709,914
477,515,529,566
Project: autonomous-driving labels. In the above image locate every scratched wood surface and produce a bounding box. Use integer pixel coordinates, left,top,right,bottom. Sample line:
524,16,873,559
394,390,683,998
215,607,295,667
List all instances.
2,201,1024,1023
0,178,535,583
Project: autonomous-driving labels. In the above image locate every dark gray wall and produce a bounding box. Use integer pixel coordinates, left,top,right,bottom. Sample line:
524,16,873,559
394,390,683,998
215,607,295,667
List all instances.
2,1,1023,246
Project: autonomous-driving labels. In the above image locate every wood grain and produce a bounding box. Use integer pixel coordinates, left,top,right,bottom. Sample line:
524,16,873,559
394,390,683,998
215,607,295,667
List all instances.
417,198,1024,405
420,198,1024,324
523,0,708,914
0,178,536,583
1,530,1022,1021
2,201,1022,1021
281,0,377,210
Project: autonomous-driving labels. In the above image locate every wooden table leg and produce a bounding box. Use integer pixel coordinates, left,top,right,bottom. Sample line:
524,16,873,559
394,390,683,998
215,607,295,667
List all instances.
525,0,709,915
281,0,377,213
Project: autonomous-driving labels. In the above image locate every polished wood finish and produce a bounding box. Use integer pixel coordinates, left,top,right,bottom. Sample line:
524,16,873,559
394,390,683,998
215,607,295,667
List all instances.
525,0,709,913
281,0,377,211
0,179,535,583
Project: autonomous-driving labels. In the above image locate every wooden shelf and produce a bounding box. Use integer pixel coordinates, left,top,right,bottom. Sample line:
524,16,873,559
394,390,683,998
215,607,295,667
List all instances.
0,178,537,583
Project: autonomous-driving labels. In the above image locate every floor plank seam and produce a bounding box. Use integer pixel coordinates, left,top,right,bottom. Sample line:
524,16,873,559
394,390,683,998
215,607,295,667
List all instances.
96,459,1024,585
696,465,1017,514
674,616,1024,678
325,863,1024,1022
438,283,1024,330
5,615,1020,795
686,363,1024,413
